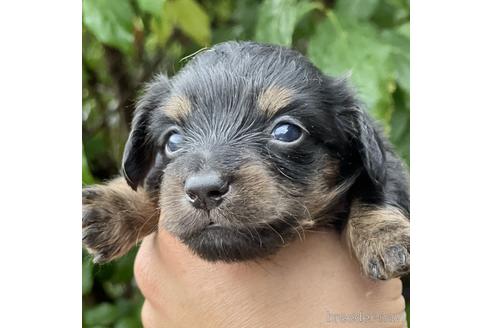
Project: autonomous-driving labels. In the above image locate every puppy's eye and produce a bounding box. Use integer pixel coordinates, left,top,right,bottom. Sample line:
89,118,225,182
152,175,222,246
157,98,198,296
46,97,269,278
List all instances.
165,132,183,155
271,123,303,143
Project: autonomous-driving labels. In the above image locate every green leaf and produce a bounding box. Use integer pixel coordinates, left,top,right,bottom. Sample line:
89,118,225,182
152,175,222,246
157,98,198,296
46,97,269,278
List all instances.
308,12,396,128
84,303,119,326
115,316,142,328
82,255,94,295
382,28,410,92
335,0,380,21
230,0,260,40
103,281,127,299
167,0,211,46
255,0,319,46
390,87,410,165
82,147,95,185
391,110,409,164
137,0,166,16
110,246,139,283
82,0,135,53
371,0,409,28
149,3,174,46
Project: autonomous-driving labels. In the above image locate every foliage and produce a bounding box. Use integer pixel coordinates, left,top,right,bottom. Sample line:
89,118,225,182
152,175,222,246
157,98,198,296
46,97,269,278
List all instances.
82,0,409,326
255,0,321,46
82,249,143,327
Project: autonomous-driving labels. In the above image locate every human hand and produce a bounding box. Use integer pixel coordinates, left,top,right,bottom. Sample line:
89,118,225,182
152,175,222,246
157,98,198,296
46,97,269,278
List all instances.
135,229,407,328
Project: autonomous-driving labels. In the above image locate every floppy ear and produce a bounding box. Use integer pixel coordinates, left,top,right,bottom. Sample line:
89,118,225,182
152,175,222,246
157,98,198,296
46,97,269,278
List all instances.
335,104,387,190
354,108,387,188
321,76,386,188
122,74,171,190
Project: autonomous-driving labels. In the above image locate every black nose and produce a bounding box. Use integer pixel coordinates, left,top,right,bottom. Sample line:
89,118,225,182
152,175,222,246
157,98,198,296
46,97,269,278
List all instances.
184,171,229,210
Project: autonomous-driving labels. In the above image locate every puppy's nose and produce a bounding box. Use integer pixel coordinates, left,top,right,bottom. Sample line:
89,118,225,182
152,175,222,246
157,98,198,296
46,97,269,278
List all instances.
184,171,229,210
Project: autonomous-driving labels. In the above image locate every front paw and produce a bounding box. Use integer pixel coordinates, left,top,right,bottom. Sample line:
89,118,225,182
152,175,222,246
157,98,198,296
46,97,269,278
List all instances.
82,187,128,263
82,206,117,263
345,205,410,280
365,244,409,280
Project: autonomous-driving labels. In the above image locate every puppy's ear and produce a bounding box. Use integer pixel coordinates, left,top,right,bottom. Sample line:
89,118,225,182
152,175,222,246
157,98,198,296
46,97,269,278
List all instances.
353,108,386,188
122,74,171,190
321,77,386,187
336,104,387,189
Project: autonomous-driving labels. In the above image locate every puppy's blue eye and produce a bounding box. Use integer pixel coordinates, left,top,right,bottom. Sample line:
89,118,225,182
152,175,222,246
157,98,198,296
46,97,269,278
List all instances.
271,123,303,142
165,132,183,154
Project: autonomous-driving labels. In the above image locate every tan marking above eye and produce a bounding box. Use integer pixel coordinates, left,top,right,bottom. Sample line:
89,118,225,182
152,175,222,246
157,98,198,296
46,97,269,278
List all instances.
257,86,294,117
163,95,192,121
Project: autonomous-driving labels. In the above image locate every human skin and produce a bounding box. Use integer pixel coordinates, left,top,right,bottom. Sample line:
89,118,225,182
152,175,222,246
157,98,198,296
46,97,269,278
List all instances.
134,228,407,328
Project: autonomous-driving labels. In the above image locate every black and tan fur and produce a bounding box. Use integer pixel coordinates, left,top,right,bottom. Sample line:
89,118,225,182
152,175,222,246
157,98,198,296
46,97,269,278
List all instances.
82,178,159,262
83,41,409,280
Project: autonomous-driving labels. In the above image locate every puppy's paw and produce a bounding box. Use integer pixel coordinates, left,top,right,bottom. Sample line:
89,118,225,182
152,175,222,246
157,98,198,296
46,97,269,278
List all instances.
345,205,410,280
365,244,409,280
82,187,103,204
82,186,134,264
82,207,118,263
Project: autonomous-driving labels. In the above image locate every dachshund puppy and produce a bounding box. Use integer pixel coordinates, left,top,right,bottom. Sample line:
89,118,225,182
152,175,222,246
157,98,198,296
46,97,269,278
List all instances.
82,41,409,280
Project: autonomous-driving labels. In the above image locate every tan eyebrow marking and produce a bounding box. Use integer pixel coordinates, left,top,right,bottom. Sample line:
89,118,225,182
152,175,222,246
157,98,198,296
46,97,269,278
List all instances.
257,86,294,117
163,95,192,121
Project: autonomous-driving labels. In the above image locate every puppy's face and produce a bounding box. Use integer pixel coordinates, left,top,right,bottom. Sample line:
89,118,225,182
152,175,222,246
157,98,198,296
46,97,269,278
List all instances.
123,42,386,262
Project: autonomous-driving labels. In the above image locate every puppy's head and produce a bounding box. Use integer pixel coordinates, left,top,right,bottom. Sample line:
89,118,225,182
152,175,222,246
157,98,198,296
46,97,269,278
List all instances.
122,42,387,262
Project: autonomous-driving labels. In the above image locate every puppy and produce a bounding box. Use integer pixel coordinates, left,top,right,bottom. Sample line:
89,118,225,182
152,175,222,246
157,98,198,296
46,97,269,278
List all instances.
82,41,409,280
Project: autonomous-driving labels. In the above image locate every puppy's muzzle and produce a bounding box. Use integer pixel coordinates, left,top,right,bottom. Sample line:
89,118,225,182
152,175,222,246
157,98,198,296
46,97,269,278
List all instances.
184,170,230,210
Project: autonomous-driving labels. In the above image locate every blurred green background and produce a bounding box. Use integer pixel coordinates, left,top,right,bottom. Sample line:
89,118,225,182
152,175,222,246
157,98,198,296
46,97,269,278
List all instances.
82,0,410,326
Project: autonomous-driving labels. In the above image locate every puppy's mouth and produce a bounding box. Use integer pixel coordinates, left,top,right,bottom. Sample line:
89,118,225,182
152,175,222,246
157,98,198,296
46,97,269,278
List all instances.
176,214,300,262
